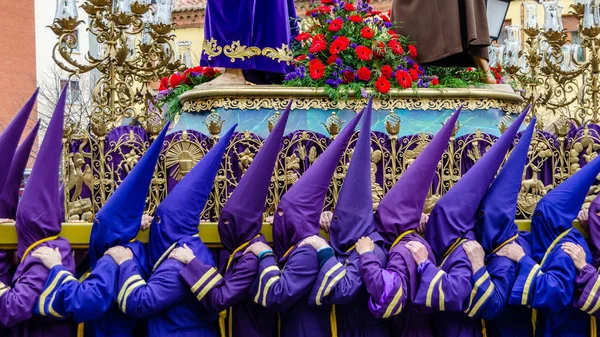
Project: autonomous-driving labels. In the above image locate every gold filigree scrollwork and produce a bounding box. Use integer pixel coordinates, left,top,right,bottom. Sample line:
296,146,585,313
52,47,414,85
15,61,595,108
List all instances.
202,38,222,60
262,44,294,64
164,130,207,181
224,41,261,62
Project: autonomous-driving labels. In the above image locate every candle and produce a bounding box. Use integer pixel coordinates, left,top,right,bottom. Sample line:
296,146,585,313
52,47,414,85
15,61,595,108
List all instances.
542,1,560,32
523,1,539,30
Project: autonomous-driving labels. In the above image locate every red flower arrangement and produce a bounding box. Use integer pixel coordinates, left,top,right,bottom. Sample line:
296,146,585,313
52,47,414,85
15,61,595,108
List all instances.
157,66,221,120
285,0,437,98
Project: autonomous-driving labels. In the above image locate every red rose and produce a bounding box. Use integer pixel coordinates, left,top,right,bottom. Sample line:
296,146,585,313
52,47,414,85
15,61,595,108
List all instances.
375,77,391,94
321,0,333,4
305,9,312,16
159,77,169,91
349,15,363,23
395,70,412,89
309,59,326,80
327,55,339,65
373,41,385,59
309,39,327,53
388,40,403,55
361,27,374,39
344,3,355,11
380,65,393,79
328,19,343,32
409,68,419,81
330,36,350,55
408,44,417,58
430,78,439,86
295,32,312,42
355,46,373,61
388,30,398,39
357,67,371,81
342,71,355,84
203,67,216,77
295,54,307,62
169,73,182,88
317,6,331,14
313,34,326,42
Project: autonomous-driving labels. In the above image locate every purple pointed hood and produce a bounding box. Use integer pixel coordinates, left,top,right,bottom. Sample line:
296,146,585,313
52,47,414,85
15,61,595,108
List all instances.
0,89,39,195
89,123,169,267
273,107,365,258
531,153,600,261
330,99,377,254
376,108,460,245
0,121,39,219
149,125,236,265
475,118,536,254
588,194,600,267
16,87,66,258
219,103,291,252
426,107,529,260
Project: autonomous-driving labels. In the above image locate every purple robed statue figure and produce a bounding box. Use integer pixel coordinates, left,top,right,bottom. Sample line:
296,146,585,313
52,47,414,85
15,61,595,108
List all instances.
168,101,292,337
251,107,364,337
358,106,459,337
0,89,40,337
565,193,600,336
33,123,169,337
111,125,236,337
503,154,600,337
0,87,76,337
200,0,297,86
299,98,390,337
462,116,536,337
410,108,526,337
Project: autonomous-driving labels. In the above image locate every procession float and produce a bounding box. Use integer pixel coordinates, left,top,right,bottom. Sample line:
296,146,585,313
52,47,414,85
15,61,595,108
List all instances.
2,0,599,249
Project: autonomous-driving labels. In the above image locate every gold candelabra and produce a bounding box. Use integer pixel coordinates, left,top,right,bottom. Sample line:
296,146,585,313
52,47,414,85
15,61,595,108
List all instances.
50,0,184,129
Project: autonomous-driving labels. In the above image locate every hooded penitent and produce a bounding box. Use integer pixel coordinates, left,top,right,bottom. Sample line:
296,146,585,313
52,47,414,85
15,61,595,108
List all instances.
531,153,600,261
149,124,237,265
475,117,536,254
425,107,529,260
0,89,39,196
0,121,40,219
375,107,461,246
15,87,66,258
218,102,291,252
89,123,169,267
329,98,378,254
588,194,600,267
273,105,365,258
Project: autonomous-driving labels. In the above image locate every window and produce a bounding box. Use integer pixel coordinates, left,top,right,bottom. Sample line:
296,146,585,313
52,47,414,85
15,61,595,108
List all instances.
60,79,82,104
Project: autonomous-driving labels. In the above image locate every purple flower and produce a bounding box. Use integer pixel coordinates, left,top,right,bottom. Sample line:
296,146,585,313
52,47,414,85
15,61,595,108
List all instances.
326,79,339,88
335,58,343,67
384,22,392,28
407,59,415,68
333,35,339,40
360,88,368,98
311,12,318,17
350,43,357,48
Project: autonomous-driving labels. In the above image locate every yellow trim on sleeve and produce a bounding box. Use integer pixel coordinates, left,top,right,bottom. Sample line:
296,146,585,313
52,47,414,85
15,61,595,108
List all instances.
38,270,69,316
21,236,59,263
47,275,77,318
254,266,280,304
262,276,280,307
581,276,600,312
390,230,416,249
117,274,142,305
323,269,347,297
0,286,8,298
491,234,519,255
226,234,262,271
120,279,146,313
521,264,541,306
190,268,217,293
315,262,343,305
467,283,495,317
426,270,445,307
152,242,178,272
587,290,600,315
196,273,223,301
466,272,490,311
438,279,445,311
382,282,404,318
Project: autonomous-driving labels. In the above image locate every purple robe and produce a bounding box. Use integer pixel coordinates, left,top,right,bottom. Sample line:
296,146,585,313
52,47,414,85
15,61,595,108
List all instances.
252,245,327,337
116,236,218,337
0,238,75,337
463,236,533,337
509,229,591,337
0,250,12,337
413,240,481,337
361,233,434,337
201,0,297,74
309,238,389,337
34,241,149,337
179,236,277,337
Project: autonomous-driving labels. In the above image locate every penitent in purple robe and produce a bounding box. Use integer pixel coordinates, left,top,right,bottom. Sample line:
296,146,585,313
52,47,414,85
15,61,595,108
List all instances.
202,0,297,74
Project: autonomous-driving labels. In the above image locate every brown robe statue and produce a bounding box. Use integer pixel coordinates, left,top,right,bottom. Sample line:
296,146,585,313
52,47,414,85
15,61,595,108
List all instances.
392,0,491,67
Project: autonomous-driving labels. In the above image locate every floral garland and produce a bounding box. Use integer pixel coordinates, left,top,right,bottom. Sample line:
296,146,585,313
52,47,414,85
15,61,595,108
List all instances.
284,0,439,100
157,66,221,121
